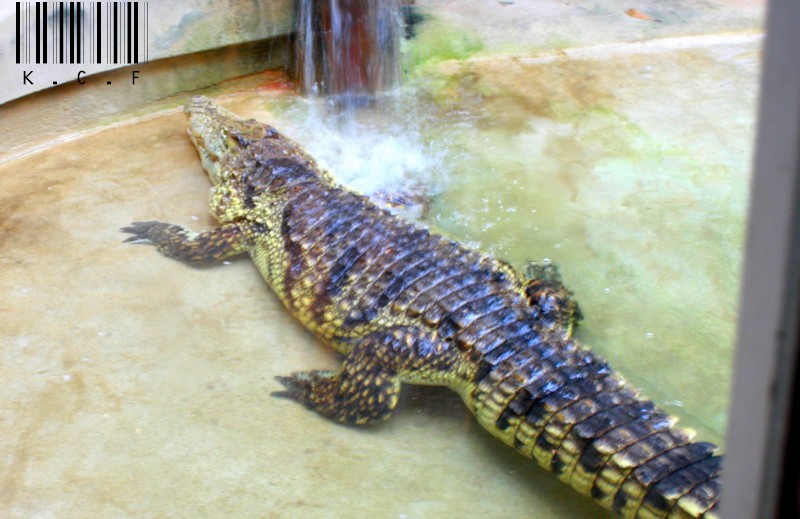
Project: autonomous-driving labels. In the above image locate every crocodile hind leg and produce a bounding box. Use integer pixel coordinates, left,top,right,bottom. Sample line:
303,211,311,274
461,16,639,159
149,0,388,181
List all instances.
274,326,471,425
121,221,262,263
524,261,583,334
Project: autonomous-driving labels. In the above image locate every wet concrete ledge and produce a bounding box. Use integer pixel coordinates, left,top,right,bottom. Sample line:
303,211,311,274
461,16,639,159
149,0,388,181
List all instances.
0,37,293,163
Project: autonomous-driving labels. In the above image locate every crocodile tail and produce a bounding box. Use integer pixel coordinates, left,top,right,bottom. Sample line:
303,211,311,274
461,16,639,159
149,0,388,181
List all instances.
473,340,721,518
559,388,723,518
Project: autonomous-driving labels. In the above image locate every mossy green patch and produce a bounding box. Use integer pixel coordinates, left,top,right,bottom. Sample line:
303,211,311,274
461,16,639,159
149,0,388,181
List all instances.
402,17,484,80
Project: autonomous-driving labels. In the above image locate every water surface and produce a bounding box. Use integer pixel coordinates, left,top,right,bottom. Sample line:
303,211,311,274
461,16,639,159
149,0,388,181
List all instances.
0,26,758,519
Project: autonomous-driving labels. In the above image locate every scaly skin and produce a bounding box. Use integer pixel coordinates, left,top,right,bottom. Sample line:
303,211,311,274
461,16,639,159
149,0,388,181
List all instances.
123,96,722,518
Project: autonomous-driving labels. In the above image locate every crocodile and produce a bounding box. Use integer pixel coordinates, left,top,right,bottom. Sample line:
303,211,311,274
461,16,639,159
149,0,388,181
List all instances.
122,96,722,518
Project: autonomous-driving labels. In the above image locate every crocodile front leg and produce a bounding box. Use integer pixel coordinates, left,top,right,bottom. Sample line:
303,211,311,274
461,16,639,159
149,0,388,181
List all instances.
274,326,473,425
121,221,262,263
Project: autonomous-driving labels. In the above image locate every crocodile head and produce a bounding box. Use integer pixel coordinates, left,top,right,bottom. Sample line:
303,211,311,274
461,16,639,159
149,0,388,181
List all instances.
184,96,332,196
184,96,278,185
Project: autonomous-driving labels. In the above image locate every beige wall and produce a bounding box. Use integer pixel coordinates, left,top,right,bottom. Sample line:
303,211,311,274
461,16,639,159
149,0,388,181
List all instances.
0,0,294,105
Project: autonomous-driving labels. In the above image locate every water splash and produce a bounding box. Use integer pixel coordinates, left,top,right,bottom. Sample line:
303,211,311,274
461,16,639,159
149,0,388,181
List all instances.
273,95,442,220
290,1,435,217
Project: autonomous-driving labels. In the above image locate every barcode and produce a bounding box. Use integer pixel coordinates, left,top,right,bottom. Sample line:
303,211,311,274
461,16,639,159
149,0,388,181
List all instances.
15,2,149,65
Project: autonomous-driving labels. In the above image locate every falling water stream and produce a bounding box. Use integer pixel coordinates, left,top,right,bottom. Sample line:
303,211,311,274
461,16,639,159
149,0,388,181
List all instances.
291,0,437,215
296,0,403,104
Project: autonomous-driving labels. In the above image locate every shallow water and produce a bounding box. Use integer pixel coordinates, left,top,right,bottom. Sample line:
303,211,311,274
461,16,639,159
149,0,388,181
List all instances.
264,33,757,448
0,26,757,519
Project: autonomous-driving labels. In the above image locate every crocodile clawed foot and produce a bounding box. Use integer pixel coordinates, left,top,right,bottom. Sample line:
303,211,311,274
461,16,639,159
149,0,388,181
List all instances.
272,371,337,407
120,220,175,243
272,364,399,426
526,260,563,284
524,260,583,333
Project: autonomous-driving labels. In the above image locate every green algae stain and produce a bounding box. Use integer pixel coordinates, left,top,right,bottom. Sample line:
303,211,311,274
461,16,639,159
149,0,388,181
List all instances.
402,17,484,80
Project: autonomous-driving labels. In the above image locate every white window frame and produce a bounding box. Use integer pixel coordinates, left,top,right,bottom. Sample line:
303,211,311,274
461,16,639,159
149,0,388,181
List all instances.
722,1,800,517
